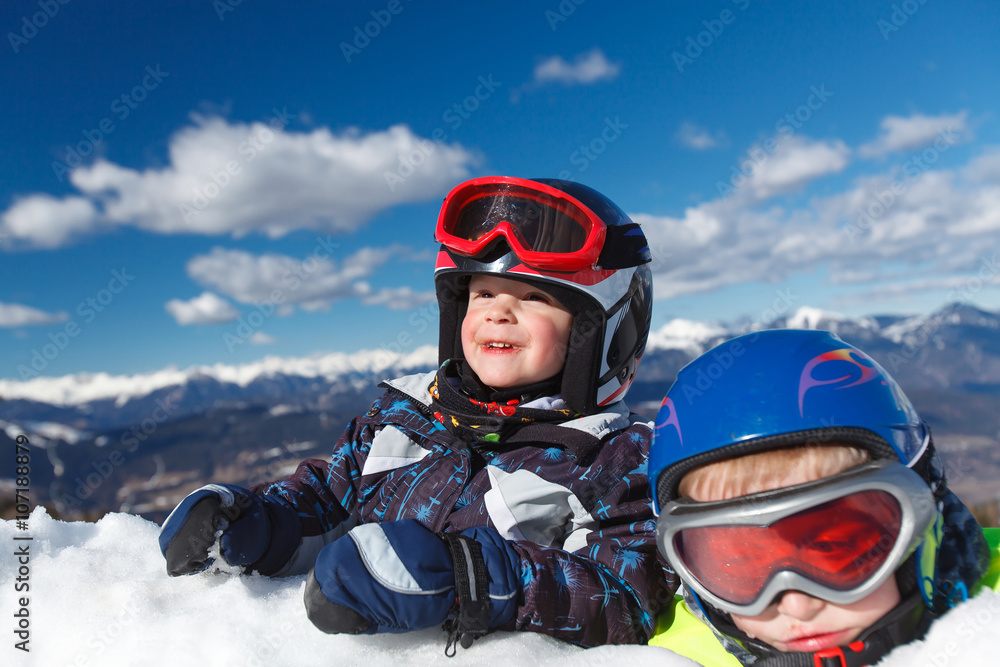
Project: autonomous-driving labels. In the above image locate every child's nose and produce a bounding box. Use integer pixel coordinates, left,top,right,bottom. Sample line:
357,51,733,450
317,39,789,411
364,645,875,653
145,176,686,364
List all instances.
773,590,825,620
485,297,516,323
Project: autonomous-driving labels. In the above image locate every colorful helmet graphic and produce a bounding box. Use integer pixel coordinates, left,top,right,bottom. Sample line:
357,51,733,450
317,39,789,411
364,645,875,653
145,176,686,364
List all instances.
434,176,653,415
649,329,930,510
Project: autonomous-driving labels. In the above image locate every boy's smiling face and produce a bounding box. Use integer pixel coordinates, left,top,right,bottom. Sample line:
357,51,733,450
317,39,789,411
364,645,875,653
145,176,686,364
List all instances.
461,274,573,390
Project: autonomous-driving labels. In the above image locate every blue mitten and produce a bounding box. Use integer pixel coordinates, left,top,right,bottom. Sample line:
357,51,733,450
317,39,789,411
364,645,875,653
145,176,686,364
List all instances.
158,484,299,576
304,520,521,649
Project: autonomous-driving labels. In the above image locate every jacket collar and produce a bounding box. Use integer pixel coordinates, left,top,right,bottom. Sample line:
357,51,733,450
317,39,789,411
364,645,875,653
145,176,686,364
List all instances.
381,369,643,438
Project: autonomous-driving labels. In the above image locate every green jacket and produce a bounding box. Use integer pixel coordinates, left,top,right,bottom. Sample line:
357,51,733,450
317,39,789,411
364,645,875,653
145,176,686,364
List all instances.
649,527,1000,666
648,596,742,666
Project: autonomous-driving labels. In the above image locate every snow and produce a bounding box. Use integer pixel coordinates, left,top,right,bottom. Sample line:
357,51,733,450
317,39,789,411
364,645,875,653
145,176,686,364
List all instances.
1,420,28,444
0,420,89,449
0,345,438,407
3,508,998,667
644,308,889,355
0,368,193,408
784,306,847,330
646,319,726,354
24,421,90,445
783,306,883,333
0,508,679,666
268,404,304,417
882,312,939,343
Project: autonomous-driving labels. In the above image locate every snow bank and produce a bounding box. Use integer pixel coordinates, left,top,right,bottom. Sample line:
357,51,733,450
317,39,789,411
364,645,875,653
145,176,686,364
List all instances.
1,508,997,666
0,509,688,666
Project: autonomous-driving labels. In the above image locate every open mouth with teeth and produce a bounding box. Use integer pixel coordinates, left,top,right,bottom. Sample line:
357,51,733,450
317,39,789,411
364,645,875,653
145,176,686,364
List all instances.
482,341,520,351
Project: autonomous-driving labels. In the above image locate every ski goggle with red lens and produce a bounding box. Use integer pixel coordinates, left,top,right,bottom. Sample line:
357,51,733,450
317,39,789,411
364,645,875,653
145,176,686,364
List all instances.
657,460,937,617
435,177,608,271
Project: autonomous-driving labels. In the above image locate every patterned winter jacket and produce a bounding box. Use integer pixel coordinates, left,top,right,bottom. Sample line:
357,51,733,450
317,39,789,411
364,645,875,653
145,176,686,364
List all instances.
256,369,674,647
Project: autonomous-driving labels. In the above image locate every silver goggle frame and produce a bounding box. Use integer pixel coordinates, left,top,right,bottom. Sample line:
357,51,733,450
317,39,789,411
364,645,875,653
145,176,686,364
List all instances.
657,460,937,616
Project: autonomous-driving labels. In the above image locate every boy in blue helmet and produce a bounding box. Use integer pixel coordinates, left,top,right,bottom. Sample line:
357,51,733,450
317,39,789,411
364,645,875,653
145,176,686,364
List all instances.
647,329,997,666
158,176,675,651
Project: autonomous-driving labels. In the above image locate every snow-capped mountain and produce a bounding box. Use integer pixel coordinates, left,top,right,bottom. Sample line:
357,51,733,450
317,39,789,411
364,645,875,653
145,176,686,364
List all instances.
3,302,1000,521
776,305,882,339
641,302,1000,392
4,302,1000,434
645,318,728,355
0,345,439,431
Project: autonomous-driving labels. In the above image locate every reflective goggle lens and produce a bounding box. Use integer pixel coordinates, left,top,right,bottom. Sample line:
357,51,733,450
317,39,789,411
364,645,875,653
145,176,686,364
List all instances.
674,490,902,606
436,179,606,270
451,193,591,254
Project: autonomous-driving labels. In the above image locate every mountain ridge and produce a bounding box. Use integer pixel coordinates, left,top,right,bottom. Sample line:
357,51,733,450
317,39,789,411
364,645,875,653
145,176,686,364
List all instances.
3,301,999,520
6,301,998,412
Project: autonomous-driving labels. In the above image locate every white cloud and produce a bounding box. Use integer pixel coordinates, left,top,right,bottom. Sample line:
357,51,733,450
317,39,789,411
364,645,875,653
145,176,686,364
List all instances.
0,302,69,328
164,292,239,326
829,275,991,306
0,195,100,249
859,111,969,158
186,246,404,310
360,286,437,310
533,49,620,86
962,146,1000,184
1,117,478,250
638,151,1000,302
743,136,850,199
248,332,276,345
674,122,727,150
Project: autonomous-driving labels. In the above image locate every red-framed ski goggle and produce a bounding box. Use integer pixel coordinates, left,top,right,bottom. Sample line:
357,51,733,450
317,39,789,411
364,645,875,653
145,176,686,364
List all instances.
435,176,607,271
657,461,937,616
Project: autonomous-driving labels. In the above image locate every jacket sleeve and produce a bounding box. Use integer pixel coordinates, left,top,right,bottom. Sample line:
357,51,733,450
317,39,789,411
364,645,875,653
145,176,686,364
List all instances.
250,395,387,575
505,424,678,646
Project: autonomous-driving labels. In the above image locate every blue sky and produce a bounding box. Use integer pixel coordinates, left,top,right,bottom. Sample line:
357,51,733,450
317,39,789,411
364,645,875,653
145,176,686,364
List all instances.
2,0,999,380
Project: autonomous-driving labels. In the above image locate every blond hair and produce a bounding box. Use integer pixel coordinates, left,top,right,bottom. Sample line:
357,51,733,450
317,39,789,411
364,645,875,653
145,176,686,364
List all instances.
679,443,872,502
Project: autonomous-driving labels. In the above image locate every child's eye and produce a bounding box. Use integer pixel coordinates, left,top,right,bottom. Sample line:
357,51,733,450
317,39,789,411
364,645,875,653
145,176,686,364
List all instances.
525,293,550,303
473,290,494,299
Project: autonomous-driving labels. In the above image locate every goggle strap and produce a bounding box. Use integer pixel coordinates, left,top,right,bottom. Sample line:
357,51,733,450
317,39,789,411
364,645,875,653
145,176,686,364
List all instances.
596,223,651,269
749,648,866,667
907,428,947,501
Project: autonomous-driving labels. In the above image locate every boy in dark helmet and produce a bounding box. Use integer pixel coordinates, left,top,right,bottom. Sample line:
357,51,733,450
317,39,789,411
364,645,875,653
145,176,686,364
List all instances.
159,176,675,650
647,329,998,666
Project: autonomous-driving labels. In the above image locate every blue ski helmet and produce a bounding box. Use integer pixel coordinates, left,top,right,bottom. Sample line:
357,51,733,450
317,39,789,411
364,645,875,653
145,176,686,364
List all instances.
649,329,930,511
649,328,990,662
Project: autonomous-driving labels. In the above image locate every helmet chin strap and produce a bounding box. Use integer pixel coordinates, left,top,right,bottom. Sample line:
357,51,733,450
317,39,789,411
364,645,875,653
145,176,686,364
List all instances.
740,590,929,667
